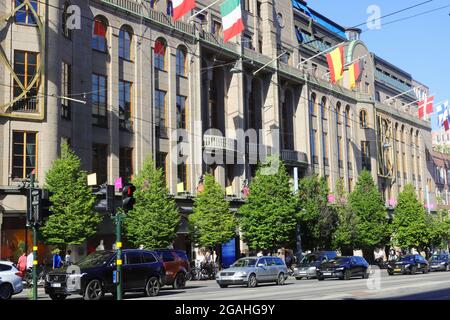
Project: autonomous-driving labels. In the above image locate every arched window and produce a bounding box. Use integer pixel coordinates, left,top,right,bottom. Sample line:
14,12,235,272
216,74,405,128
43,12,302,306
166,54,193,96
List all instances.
359,110,368,128
310,93,317,116
92,16,108,52
62,2,72,39
345,105,351,127
154,38,167,71
321,97,327,120
176,46,187,76
336,102,342,124
119,26,133,60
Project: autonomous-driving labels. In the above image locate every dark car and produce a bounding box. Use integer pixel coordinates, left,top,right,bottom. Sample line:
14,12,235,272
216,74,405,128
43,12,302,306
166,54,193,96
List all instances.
45,250,165,300
154,249,190,289
428,254,450,272
387,254,429,275
317,256,369,281
293,251,337,280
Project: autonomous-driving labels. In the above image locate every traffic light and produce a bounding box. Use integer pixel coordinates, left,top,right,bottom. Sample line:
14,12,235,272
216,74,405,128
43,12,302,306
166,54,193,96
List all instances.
27,188,42,227
94,184,115,214
122,184,135,212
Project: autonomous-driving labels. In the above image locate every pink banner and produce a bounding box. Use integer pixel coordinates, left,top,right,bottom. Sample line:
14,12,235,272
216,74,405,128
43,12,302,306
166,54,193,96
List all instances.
114,177,123,190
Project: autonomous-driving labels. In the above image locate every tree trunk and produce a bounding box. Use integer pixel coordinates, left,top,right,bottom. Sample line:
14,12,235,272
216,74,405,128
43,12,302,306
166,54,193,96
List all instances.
341,246,353,256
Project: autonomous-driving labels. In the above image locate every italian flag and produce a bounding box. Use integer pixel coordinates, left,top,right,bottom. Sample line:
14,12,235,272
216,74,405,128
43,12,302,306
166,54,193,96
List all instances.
173,0,196,21
221,0,244,43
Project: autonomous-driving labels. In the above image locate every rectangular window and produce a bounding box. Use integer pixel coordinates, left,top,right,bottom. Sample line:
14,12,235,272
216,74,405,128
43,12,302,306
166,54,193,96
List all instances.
361,141,371,171
177,163,188,192
61,62,71,120
243,0,250,11
176,95,187,129
12,131,37,180
92,74,107,127
347,138,352,169
243,34,253,49
338,136,343,168
13,50,39,112
15,0,38,25
119,147,133,182
92,144,108,184
323,132,329,166
155,90,167,138
212,20,222,38
119,80,133,131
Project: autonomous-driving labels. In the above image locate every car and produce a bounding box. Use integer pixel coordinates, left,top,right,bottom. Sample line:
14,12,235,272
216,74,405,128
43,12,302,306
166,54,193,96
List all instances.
293,251,337,280
45,249,165,300
428,254,450,271
316,256,369,281
0,261,23,300
387,254,429,275
216,256,288,288
154,249,190,289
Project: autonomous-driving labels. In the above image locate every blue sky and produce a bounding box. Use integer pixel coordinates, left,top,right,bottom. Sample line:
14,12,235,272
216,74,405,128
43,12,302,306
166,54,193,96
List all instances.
305,0,450,131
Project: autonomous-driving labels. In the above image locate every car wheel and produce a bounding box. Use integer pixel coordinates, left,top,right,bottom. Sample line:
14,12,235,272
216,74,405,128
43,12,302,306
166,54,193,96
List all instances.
83,279,104,301
343,269,351,280
410,266,417,275
295,277,303,280
276,273,286,285
145,277,160,297
173,273,186,289
219,284,228,288
0,283,13,300
388,271,394,276
49,293,67,301
247,274,257,288
362,271,369,279
317,277,325,281
423,268,429,274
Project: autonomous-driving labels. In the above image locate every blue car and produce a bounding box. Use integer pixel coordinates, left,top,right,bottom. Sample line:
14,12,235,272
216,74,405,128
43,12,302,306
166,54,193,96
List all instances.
317,256,369,281
45,249,165,300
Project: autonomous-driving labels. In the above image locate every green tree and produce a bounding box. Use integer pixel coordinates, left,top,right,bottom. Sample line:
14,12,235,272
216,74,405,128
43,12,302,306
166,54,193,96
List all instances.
349,170,389,262
190,174,236,251
426,198,450,252
239,158,297,252
124,156,180,248
332,179,358,256
391,184,430,253
40,142,101,246
297,175,337,251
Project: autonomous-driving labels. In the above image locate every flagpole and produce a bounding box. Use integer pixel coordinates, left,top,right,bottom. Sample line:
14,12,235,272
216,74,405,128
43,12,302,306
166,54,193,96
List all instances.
383,85,425,104
188,0,223,21
402,93,436,113
253,51,288,76
296,41,347,69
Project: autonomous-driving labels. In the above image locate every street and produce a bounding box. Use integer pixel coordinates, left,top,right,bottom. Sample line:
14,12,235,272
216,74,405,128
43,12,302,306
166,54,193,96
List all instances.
12,270,450,300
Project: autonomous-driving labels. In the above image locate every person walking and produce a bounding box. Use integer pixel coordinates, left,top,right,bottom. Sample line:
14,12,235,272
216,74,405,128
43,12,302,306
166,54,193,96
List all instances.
65,249,73,266
52,249,63,270
17,251,27,278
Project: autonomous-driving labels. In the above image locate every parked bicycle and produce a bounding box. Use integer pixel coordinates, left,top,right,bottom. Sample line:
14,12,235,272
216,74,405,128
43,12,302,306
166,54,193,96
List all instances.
23,264,48,288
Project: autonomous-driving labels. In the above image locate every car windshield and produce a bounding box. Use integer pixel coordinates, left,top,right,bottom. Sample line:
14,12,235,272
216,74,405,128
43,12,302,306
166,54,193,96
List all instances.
232,259,257,267
430,255,446,261
398,256,415,262
77,251,113,268
329,257,350,264
300,254,319,264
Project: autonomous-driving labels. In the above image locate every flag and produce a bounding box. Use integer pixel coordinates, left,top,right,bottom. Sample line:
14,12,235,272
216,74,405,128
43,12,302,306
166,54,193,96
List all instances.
444,118,449,131
154,39,165,55
326,46,344,84
93,19,106,37
347,59,364,89
436,101,449,127
221,0,244,43
173,0,195,21
425,96,434,115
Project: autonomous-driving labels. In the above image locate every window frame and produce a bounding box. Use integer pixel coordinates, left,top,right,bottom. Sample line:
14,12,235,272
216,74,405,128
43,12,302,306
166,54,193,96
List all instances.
92,17,108,53
119,26,133,61
119,80,133,131
91,73,108,128
13,50,39,112
15,0,38,26
154,38,167,71
12,131,38,180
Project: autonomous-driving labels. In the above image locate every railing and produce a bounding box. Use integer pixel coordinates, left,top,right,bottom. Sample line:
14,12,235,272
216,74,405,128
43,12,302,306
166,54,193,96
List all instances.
281,150,308,164
102,0,142,15
12,98,39,113
203,32,238,54
243,47,273,66
203,135,236,152
374,70,416,99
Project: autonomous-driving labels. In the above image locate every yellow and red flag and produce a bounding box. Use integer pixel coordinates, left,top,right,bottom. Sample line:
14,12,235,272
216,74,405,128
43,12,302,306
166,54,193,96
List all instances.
347,59,364,89
326,46,344,84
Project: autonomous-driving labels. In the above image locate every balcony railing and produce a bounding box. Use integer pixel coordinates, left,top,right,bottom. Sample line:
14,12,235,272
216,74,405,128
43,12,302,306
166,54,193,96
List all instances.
281,150,308,164
12,97,39,113
374,70,416,99
203,135,236,152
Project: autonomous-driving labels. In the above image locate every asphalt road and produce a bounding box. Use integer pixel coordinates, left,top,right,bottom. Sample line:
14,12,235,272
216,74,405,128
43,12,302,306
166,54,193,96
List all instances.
11,269,450,300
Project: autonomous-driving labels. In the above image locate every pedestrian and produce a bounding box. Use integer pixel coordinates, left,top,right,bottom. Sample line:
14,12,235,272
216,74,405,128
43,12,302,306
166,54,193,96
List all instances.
26,251,34,270
17,251,27,277
257,250,263,257
96,240,105,251
52,249,63,270
285,251,293,269
65,249,73,266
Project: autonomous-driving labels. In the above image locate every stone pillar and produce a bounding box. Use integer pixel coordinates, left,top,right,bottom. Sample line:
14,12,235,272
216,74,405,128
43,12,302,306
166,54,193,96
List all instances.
109,26,120,184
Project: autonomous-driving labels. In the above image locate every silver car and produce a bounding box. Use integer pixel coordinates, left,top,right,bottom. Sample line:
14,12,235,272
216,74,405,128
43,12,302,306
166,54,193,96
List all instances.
0,261,23,300
216,256,288,288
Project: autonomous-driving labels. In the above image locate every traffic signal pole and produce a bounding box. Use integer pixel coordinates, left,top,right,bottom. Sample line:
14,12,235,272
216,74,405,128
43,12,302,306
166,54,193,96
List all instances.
114,209,124,301
30,173,38,301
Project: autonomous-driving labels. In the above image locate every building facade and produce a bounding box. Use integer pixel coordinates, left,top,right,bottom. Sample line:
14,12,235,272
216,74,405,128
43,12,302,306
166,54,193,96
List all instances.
0,0,437,261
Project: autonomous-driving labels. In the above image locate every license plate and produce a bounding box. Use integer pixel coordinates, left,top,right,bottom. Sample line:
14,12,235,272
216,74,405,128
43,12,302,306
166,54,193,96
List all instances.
323,272,332,276
394,269,401,272
431,265,438,268
51,283,61,288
